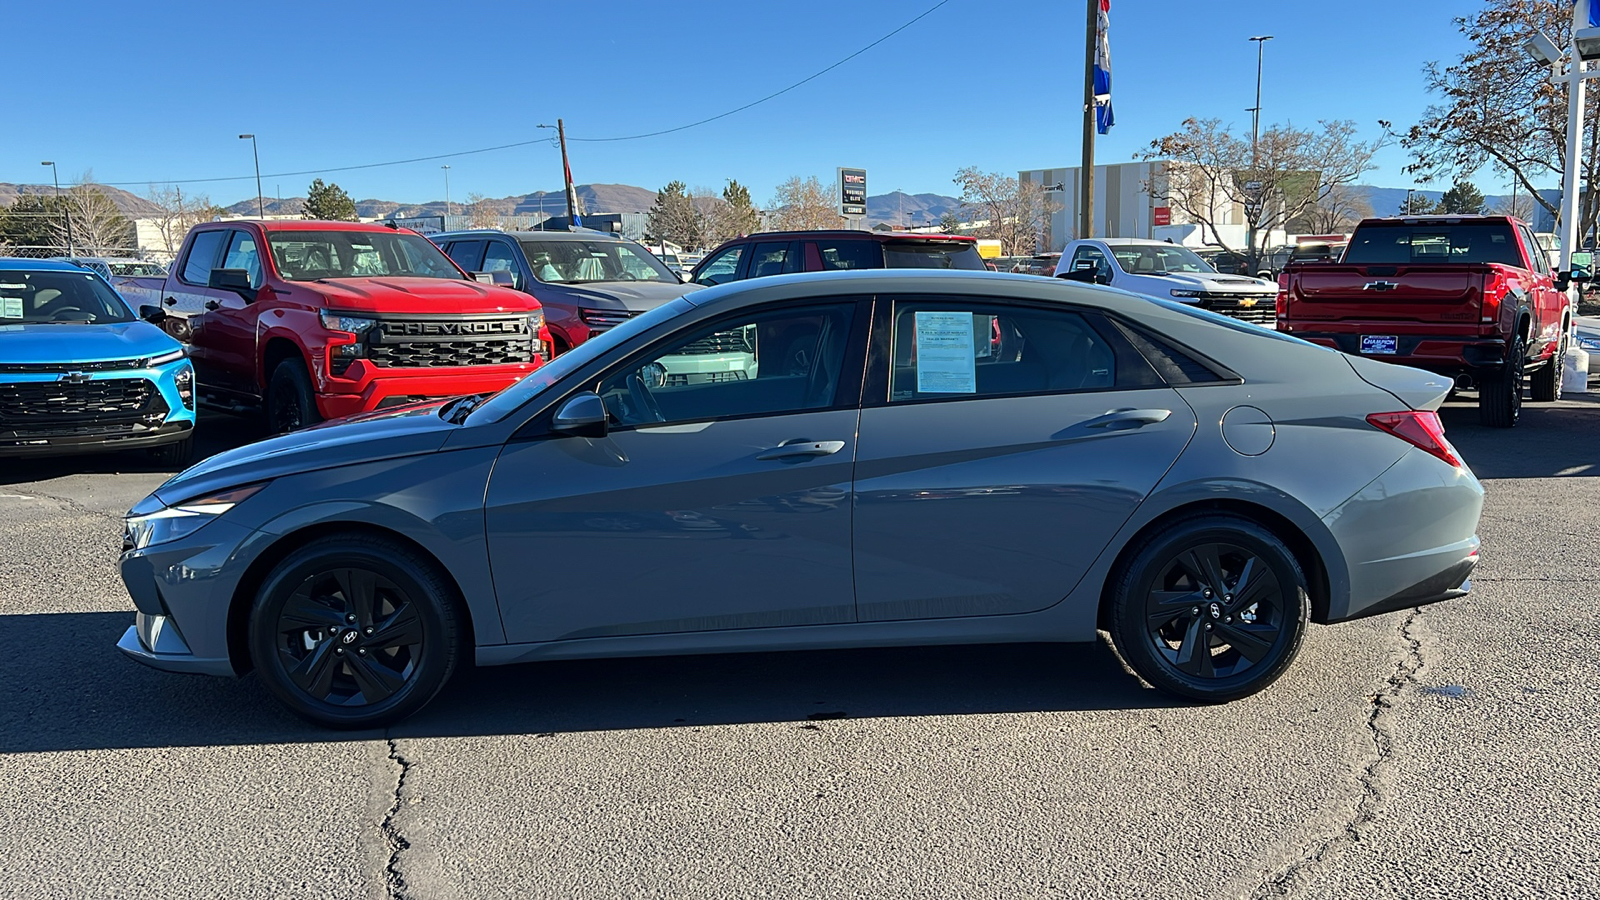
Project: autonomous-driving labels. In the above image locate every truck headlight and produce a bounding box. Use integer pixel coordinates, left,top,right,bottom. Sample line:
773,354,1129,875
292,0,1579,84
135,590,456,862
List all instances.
319,311,378,336
1170,289,1202,298
124,484,265,551
527,309,545,333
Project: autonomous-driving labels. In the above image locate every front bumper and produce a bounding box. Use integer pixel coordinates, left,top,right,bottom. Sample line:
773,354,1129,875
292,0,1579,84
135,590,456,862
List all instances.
314,360,538,420
116,516,260,677
0,360,197,456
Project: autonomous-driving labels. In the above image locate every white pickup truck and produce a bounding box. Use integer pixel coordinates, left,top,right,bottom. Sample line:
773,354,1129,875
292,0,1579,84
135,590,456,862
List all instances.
1054,238,1278,327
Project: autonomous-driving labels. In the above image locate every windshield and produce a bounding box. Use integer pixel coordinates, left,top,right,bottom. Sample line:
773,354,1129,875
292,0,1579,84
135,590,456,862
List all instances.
520,239,677,285
108,262,166,277
1344,224,1518,266
883,240,987,270
0,269,135,324
468,297,697,425
1110,244,1215,275
267,231,465,281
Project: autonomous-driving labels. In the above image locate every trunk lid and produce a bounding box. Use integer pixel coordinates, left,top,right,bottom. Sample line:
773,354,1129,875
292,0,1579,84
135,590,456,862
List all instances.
1343,354,1454,411
1285,263,1491,325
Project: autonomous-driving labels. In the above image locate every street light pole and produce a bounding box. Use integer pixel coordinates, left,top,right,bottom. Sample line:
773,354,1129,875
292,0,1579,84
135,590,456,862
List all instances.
40,160,73,255
1248,36,1273,162
442,165,452,220
239,134,264,219
1559,0,1587,272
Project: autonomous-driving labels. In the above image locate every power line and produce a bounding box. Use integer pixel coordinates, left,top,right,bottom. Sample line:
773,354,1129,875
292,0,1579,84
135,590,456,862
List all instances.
95,0,951,188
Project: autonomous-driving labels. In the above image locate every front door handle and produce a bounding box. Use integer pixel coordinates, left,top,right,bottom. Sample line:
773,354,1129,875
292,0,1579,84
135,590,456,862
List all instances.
1084,408,1172,430
204,300,220,311
756,439,846,460
163,296,177,306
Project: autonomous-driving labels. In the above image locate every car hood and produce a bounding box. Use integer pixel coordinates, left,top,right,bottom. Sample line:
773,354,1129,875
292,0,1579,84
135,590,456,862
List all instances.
0,320,179,364
151,402,457,507
308,278,538,315
536,279,701,312
1153,272,1277,292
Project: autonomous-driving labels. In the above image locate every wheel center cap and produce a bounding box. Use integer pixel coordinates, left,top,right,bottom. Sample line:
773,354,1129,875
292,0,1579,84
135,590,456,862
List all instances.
340,630,359,645
1208,602,1222,619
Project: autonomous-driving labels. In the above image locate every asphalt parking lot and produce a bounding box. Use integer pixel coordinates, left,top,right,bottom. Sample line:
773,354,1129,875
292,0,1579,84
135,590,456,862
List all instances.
2,398,1597,900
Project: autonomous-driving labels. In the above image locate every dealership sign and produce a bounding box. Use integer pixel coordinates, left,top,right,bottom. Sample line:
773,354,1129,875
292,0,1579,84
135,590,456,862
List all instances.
838,167,867,217
1152,207,1171,226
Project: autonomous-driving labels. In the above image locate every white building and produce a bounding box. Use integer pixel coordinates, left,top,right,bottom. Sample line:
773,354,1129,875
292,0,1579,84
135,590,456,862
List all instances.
1019,160,1284,252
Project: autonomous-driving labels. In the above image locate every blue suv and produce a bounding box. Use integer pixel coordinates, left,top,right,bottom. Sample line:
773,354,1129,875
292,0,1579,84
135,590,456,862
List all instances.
0,259,196,464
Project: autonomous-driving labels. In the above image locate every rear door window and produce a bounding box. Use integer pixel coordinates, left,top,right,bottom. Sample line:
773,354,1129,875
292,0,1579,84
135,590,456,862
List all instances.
481,240,522,288
815,240,879,271
180,230,228,286
444,240,486,273
883,240,986,270
747,242,797,278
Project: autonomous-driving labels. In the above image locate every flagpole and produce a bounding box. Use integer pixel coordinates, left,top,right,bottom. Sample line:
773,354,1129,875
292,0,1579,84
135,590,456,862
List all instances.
1079,0,1097,240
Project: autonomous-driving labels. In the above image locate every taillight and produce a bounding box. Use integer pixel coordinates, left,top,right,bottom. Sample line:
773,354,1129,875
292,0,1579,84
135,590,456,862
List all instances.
1366,411,1462,468
1275,272,1289,323
1481,269,1509,326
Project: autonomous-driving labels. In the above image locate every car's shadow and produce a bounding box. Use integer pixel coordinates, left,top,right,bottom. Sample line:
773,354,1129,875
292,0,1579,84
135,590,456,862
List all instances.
0,612,1174,752
1439,393,1600,479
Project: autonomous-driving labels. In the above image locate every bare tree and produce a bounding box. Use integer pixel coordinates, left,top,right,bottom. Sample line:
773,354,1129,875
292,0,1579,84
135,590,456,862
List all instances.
57,179,135,256
699,180,761,249
1403,0,1596,239
465,192,506,230
765,176,843,231
1145,118,1387,267
1294,184,1373,235
1490,191,1539,221
951,167,1060,255
145,185,220,258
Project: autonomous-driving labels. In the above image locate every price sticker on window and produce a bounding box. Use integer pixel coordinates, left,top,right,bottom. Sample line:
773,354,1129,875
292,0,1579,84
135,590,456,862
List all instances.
914,311,977,393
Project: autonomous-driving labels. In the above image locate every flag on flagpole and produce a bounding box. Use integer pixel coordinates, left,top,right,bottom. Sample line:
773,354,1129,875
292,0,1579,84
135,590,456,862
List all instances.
1588,0,1600,27
1094,0,1114,134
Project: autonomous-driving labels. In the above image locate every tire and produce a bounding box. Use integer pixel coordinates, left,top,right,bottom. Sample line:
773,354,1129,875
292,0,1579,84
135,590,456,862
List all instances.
1107,515,1310,703
1530,332,1567,402
267,357,321,435
1478,334,1525,428
248,534,462,729
147,433,194,467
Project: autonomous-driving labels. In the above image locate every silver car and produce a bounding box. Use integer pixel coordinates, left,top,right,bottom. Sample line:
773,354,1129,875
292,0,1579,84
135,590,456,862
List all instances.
117,271,1484,728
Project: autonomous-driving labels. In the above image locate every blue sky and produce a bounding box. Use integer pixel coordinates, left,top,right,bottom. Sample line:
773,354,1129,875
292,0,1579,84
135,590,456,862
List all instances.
6,0,1499,206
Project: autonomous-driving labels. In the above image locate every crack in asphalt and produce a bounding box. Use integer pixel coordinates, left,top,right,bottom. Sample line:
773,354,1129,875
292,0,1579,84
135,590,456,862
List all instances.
10,486,126,527
1249,610,1425,899
382,737,414,900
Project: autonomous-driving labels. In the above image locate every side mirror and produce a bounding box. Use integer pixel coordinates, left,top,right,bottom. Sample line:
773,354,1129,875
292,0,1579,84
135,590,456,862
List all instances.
552,391,609,438
138,304,166,324
208,268,256,300
1095,271,1112,285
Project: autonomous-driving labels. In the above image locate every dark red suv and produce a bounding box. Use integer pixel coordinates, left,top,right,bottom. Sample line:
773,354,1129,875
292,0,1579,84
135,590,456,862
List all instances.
689,231,985,286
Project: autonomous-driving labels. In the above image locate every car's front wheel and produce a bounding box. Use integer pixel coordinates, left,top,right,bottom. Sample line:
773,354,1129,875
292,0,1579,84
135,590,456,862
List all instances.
267,357,321,435
248,535,462,729
1107,515,1309,702
1530,332,1567,402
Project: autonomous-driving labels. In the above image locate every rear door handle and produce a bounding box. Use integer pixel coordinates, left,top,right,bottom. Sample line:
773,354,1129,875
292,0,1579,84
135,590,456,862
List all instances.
756,439,846,460
1084,408,1172,430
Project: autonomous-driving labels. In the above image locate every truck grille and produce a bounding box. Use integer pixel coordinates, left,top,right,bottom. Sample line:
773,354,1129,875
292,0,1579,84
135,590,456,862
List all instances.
368,316,534,368
0,378,168,440
677,329,753,356
1197,295,1276,326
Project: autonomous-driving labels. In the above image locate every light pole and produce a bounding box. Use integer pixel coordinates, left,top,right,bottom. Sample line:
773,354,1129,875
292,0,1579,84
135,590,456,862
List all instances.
1524,9,1600,273
239,134,264,219
442,165,452,220
40,160,73,255
1248,36,1273,162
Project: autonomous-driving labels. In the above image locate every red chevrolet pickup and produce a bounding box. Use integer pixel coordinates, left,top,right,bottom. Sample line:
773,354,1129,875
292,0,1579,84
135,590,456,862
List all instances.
1277,215,1572,427
142,220,551,432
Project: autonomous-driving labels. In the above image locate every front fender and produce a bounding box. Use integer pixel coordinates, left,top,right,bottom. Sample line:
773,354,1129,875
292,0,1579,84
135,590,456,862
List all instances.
259,309,323,387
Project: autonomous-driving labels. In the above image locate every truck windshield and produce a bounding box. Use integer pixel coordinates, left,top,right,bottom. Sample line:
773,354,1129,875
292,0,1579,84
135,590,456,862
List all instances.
0,269,135,324
1110,244,1215,274
519,239,677,284
267,231,465,281
1344,223,1523,266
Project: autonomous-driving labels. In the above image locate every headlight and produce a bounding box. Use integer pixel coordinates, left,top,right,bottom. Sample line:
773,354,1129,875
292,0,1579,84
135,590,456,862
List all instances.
1170,289,1202,298
174,363,195,410
319,311,378,336
146,348,187,367
124,484,266,551
527,308,545,333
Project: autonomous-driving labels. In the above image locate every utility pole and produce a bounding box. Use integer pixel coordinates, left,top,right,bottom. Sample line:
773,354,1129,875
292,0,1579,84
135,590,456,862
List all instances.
442,165,452,219
1079,0,1097,240
239,134,264,218
1558,0,1587,272
558,119,579,226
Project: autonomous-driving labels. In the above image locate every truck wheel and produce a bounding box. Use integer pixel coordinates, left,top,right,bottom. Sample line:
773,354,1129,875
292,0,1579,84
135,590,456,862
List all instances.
1530,333,1567,402
1479,335,1525,428
268,358,322,434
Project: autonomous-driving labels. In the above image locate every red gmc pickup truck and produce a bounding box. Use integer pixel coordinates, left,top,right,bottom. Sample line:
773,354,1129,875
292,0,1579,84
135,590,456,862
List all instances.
1277,215,1572,427
142,220,551,432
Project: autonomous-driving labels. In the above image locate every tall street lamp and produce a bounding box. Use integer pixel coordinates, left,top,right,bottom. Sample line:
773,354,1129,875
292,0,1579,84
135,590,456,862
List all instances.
1248,35,1273,162
39,160,73,255
1526,9,1600,272
239,134,265,219
442,165,452,220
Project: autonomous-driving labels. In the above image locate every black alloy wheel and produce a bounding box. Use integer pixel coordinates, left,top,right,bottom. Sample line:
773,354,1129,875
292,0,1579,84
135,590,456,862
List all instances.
267,358,321,435
1108,515,1309,702
1530,332,1567,403
249,535,460,728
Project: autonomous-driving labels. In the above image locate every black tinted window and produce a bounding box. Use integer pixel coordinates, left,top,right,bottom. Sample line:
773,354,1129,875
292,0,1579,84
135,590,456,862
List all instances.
1344,223,1521,266
181,231,227,285
815,240,879,271
444,240,485,272
747,242,794,279
883,240,986,270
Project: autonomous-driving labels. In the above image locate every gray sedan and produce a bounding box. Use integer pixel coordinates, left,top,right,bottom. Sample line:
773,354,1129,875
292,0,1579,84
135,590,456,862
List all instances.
117,270,1484,728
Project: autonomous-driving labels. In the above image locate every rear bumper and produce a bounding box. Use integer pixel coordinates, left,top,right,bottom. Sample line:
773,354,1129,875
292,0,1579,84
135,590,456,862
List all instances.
1293,332,1508,375
315,361,537,420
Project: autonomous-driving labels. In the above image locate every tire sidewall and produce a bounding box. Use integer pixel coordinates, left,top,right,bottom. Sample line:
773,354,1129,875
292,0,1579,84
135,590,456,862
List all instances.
268,358,319,434
248,539,456,729
1110,516,1309,702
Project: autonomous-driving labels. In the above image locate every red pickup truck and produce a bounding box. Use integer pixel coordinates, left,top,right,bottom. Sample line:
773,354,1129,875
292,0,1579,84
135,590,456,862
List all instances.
1277,215,1572,427
142,220,551,432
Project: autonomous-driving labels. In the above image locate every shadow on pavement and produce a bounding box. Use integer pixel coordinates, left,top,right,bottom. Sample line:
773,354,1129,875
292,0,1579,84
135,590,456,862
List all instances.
0,611,1173,753
1439,394,1600,480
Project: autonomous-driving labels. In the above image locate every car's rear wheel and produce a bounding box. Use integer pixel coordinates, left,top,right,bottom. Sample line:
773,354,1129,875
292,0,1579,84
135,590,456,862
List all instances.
1479,335,1525,427
248,535,462,729
267,357,321,434
1107,515,1309,702
1530,332,1567,402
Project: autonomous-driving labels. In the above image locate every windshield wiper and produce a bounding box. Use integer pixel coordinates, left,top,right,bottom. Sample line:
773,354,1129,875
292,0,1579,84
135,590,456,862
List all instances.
440,393,489,424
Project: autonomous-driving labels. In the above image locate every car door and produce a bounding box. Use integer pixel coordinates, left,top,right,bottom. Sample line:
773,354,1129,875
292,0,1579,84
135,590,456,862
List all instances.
191,229,266,392
485,297,869,645
177,229,249,391
1515,222,1562,356
851,295,1198,622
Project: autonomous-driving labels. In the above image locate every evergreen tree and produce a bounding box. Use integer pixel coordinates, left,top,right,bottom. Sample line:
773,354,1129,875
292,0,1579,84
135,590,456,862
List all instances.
647,181,701,249
1432,180,1486,215
720,179,761,238
1399,192,1436,215
303,179,359,221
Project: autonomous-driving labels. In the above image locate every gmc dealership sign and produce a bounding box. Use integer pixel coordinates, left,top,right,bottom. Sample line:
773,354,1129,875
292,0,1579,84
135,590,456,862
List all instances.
838,167,867,217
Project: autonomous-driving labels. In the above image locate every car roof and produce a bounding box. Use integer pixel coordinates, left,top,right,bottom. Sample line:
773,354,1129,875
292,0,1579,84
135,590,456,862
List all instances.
735,230,976,243
433,229,634,243
0,258,89,272
1089,238,1186,247
208,220,413,233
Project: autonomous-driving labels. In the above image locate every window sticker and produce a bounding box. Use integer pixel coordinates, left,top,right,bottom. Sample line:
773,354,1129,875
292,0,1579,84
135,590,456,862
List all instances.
1,297,22,319
914,311,976,393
